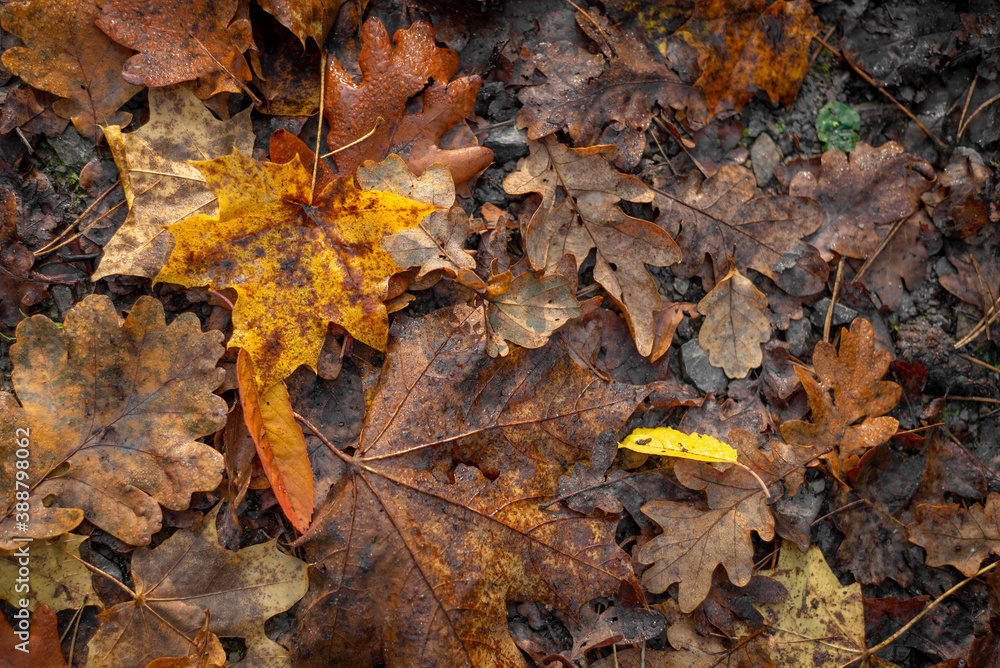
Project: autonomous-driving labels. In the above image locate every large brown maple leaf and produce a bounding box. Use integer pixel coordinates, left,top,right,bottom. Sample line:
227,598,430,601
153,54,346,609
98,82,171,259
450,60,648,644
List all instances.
289,304,653,668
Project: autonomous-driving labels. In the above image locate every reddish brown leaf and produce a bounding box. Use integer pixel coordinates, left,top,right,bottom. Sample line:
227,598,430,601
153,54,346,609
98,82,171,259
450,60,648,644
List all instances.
922,152,996,239
0,0,142,141
323,18,493,186
0,190,48,329
96,0,254,97
906,492,1000,576
289,304,655,667
0,603,67,668
779,318,902,478
676,0,820,115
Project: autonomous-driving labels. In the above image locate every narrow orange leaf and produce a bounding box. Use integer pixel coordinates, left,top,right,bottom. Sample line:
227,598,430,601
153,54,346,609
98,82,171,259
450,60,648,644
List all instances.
237,349,314,532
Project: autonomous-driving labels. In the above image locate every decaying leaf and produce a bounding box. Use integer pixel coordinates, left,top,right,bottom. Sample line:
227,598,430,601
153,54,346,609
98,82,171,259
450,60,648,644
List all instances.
504,136,681,357
258,0,344,46
779,318,901,478
676,0,820,115
93,85,254,281
906,492,1000,576
96,0,254,97
697,265,771,378
0,534,99,613
155,132,439,391
145,629,226,668
517,9,705,169
754,541,867,666
86,506,308,668
0,203,48,329
289,304,654,667
655,164,826,295
237,349,314,533
0,295,227,548
620,427,738,463
0,603,68,668
324,18,493,186
484,269,580,356
639,429,816,612
788,142,934,261
0,0,142,141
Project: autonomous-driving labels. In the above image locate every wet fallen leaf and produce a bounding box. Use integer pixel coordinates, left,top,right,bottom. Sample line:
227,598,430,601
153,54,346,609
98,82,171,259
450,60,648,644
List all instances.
484,268,580,356
96,0,254,98
0,534,99,613
906,492,1000,576
697,265,771,378
145,629,226,668
518,9,705,169
258,0,344,46
639,429,815,612
0,603,67,668
787,142,934,261
237,349,314,533
694,571,788,637
504,136,681,357
86,505,308,668
620,427,739,463
93,85,254,281
754,541,867,666
0,0,142,141
779,317,901,479
655,164,826,295
249,10,322,116
676,0,820,115
938,235,1000,318
289,304,654,667
592,617,772,668
0,194,48,328
323,18,493,186
861,211,930,311
154,131,438,391
0,295,227,548
922,152,996,239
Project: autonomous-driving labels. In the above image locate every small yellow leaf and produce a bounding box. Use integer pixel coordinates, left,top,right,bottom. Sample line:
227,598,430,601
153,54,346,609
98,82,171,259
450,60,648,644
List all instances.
619,427,738,463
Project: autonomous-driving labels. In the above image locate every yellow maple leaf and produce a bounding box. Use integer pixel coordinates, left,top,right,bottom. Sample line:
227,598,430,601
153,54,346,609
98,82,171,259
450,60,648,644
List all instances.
155,131,439,390
619,427,738,463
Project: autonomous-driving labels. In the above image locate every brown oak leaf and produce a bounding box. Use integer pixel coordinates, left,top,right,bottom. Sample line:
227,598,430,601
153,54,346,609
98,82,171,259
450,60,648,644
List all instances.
258,0,344,46
0,295,227,548
779,318,901,479
517,9,706,170
0,0,142,141
676,0,820,115
906,492,1000,577
0,603,67,668
323,18,493,186
788,142,934,261
289,304,654,667
504,136,681,357
96,0,254,98
697,265,771,379
655,164,826,295
639,429,816,612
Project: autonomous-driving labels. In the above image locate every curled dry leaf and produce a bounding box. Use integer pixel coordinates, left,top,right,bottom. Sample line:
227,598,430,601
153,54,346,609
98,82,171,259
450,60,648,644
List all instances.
155,131,438,391
906,492,1000,576
355,156,475,279
93,85,254,281
290,304,655,667
676,0,820,115
0,295,226,548
324,18,493,186
639,429,816,612
754,541,867,666
96,0,254,97
237,349,314,533
86,506,308,668
788,142,934,261
517,9,705,169
697,265,771,379
504,136,681,357
655,164,826,295
0,0,142,141
0,534,99,613
779,317,901,479
257,0,344,46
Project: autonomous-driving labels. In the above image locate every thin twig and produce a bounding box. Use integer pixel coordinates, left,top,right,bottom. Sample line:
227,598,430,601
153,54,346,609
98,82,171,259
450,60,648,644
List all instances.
814,35,946,149
957,73,979,137
311,52,328,206
853,217,906,284
824,258,845,343
319,117,384,159
944,395,1000,405
66,595,87,666
34,181,120,256
954,290,1000,348
959,90,1000,140
811,498,865,526
957,353,1000,375
190,34,262,107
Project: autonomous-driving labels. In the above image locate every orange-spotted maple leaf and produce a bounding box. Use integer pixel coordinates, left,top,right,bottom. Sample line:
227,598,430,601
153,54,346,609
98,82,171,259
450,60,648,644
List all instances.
323,18,493,186
155,131,439,391
677,0,820,116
